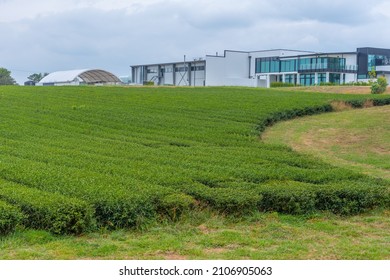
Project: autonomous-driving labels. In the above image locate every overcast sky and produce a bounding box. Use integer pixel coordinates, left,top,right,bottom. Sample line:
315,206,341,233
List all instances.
1,0,390,84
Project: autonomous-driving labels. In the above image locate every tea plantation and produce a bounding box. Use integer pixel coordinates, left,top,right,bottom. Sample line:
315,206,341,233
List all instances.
1,86,389,235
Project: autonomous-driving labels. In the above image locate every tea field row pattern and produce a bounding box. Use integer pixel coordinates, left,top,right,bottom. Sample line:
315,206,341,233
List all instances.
0,86,389,235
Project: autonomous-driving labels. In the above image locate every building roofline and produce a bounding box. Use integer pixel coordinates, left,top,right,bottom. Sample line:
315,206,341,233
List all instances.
278,51,357,59
205,48,319,58
130,60,205,68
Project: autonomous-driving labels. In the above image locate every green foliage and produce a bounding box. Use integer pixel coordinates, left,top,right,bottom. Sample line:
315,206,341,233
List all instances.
143,81,155,86
0,181,94,235
371,76,388,94
257,104,333,132
344,81,372,86
27,73,48,83
0,86,389,235
314,182,389,215
181,182,261,214
0,68,17,85
256,182,317,214
0,200,25,235
270,82,295,88
368,66,377,79
158,193,196,220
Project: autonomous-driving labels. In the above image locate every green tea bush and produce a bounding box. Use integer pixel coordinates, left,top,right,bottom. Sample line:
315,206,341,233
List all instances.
257,104,333,132
181,182,261,214
344,81,371,86
158,193,196,220
373,98,390,106
314,183,389,215
371,77,388,94
143,81,155,86
0,200,25,235
1,86,390,235
270,82,295,88
0,183,94,234
256,182,317,214
92,189,160,229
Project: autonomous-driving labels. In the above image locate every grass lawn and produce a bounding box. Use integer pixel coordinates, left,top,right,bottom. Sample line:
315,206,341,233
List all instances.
1,208,389,260
262,105,390,180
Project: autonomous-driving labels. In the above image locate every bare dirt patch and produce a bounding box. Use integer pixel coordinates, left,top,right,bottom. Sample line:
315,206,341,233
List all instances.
280,86,390,95
330,101,353,112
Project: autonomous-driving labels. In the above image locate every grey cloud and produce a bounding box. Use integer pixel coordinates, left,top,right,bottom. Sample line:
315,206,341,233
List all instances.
1,0,390,84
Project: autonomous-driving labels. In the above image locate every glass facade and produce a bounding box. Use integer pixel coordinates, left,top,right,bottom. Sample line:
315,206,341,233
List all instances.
256,57,280,73
368,54,390,70
256,56,347,74
318,73,326,84
298,57,346,72
329,73,341,84
299,74,315,86
284,74,296,84
357,47,390,79
281,60,297,72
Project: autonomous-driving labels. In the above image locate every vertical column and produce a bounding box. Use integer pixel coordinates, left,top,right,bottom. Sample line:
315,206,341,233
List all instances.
157,65,161,85
326,72,330,83
315,72,318,85
143,66,147,84
173,64,176,86
296,73,300,85
188,62,191,86
282,74,286,83
266,75,271,88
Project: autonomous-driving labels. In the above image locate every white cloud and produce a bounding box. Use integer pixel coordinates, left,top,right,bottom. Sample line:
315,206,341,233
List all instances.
1,0,390,84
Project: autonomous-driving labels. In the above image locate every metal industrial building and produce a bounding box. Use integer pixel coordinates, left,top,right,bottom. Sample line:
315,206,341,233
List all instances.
37,69,122,86
131,47,390,88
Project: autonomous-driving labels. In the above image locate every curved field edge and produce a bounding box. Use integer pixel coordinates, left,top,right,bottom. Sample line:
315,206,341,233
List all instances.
262,105,390,180
0,86,389,236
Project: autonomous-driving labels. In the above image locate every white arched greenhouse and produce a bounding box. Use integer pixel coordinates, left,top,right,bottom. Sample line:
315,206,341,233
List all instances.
37,69,122,86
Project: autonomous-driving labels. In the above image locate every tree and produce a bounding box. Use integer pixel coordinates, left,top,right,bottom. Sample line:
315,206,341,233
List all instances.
368,66,376,79
0,68,17,85
27,72,49,83
371,76,388,94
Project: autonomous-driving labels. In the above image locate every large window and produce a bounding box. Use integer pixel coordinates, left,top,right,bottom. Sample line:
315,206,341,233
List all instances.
299,57,345,71
329,73,341,84
256,56,348,74
285,74,296,84
318,73,326,84
300,74,315,86
368,54,390,70
255,57,280,73
281,59,297,72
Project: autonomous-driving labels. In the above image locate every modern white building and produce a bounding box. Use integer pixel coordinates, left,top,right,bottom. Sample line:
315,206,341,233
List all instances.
130,47,390,88
37,69,122,86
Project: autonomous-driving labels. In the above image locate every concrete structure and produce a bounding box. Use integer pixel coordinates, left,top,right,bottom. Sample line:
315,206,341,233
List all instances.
37,69,121,86
131,59,206,87
130,47,390,88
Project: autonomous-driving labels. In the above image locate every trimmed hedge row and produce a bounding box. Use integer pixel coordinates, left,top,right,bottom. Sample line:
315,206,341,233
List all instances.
91,187,161,229
0,200,25,235
0,182,94,234
257,98,390,134
0,159,191,230
257,104,333,133
181,180,389,216
372,97,390,106
255,181,389,215
180,182,261,215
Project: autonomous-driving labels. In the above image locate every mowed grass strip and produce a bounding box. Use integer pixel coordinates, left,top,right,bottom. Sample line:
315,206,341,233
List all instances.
1,209,389,259
0,86,390,235
262,105,390,180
